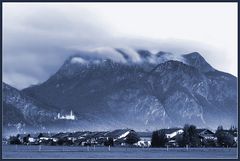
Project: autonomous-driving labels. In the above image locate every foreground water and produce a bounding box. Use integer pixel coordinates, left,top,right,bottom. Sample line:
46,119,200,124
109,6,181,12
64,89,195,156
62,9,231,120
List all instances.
2,145,238,159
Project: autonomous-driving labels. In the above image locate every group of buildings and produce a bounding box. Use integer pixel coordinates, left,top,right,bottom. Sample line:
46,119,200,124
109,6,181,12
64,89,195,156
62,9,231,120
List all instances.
54,110,76,120
7,128,237,148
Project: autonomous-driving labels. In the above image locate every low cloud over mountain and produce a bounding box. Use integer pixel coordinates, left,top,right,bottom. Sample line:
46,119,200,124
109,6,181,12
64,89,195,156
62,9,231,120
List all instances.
3,49,237,134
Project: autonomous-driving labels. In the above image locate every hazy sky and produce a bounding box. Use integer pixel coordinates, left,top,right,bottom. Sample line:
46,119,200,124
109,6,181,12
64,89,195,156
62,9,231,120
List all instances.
3,2,238,89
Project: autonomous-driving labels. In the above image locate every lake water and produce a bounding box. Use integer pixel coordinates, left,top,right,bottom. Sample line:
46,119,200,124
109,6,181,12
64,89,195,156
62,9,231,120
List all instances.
2,145,238,159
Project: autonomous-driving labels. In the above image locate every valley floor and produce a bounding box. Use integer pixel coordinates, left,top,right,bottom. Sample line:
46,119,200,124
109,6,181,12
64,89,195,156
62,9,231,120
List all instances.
2,145,238,159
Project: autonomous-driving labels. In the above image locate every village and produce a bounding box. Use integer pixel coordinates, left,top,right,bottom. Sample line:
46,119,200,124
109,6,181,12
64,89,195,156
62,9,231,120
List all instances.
5,125,238,148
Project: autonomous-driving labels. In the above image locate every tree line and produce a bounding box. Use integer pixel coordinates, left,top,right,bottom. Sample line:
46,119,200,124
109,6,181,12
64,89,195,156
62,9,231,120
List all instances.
151,124,237,148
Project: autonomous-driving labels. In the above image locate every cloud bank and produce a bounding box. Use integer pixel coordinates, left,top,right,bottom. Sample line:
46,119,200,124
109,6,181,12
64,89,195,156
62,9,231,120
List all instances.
3,3,237,89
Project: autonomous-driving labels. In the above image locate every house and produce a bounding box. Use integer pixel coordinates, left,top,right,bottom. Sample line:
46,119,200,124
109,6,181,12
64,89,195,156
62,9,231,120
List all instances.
50,131,108,146
87,132,107,145
196,129,215,140
16,133,40,145
164,128,184,139
104,129,139,146
76,131,104,145
27,134,39,145
221,129,238,142
37,133,55,144
160,128,184,147
74,138,88,146
68,131,86,143
52,132,70,141
17,134,32,144
194,129,216,147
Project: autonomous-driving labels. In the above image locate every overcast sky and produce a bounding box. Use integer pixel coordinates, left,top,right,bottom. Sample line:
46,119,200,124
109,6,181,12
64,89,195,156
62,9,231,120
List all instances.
3,2,238,89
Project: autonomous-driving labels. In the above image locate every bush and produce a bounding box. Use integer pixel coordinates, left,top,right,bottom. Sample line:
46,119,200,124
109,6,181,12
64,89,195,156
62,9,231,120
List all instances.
151,130,168,147
56,137,73,146
176,134,185,147
202,139,217,147
215,125,235,147
176,124,200,147
9,136,21,145
23,134,31,144
216,132,235,147
104,137,114,146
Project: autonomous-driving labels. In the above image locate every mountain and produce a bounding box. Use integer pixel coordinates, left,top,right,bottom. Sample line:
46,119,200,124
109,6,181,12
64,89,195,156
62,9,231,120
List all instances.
183,52,215,72
2,82,58,135
20,49,237,131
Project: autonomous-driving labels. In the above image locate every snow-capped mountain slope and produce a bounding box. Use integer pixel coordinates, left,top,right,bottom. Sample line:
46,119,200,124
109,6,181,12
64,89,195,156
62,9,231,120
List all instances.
21,50,237,131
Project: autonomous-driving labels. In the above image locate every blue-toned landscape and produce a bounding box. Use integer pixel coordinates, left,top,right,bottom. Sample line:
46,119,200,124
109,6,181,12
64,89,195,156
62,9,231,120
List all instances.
3,51,238,134
2,2,238,159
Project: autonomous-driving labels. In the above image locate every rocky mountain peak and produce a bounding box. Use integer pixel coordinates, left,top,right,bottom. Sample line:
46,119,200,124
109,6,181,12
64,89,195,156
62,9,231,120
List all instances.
183,52,215,72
